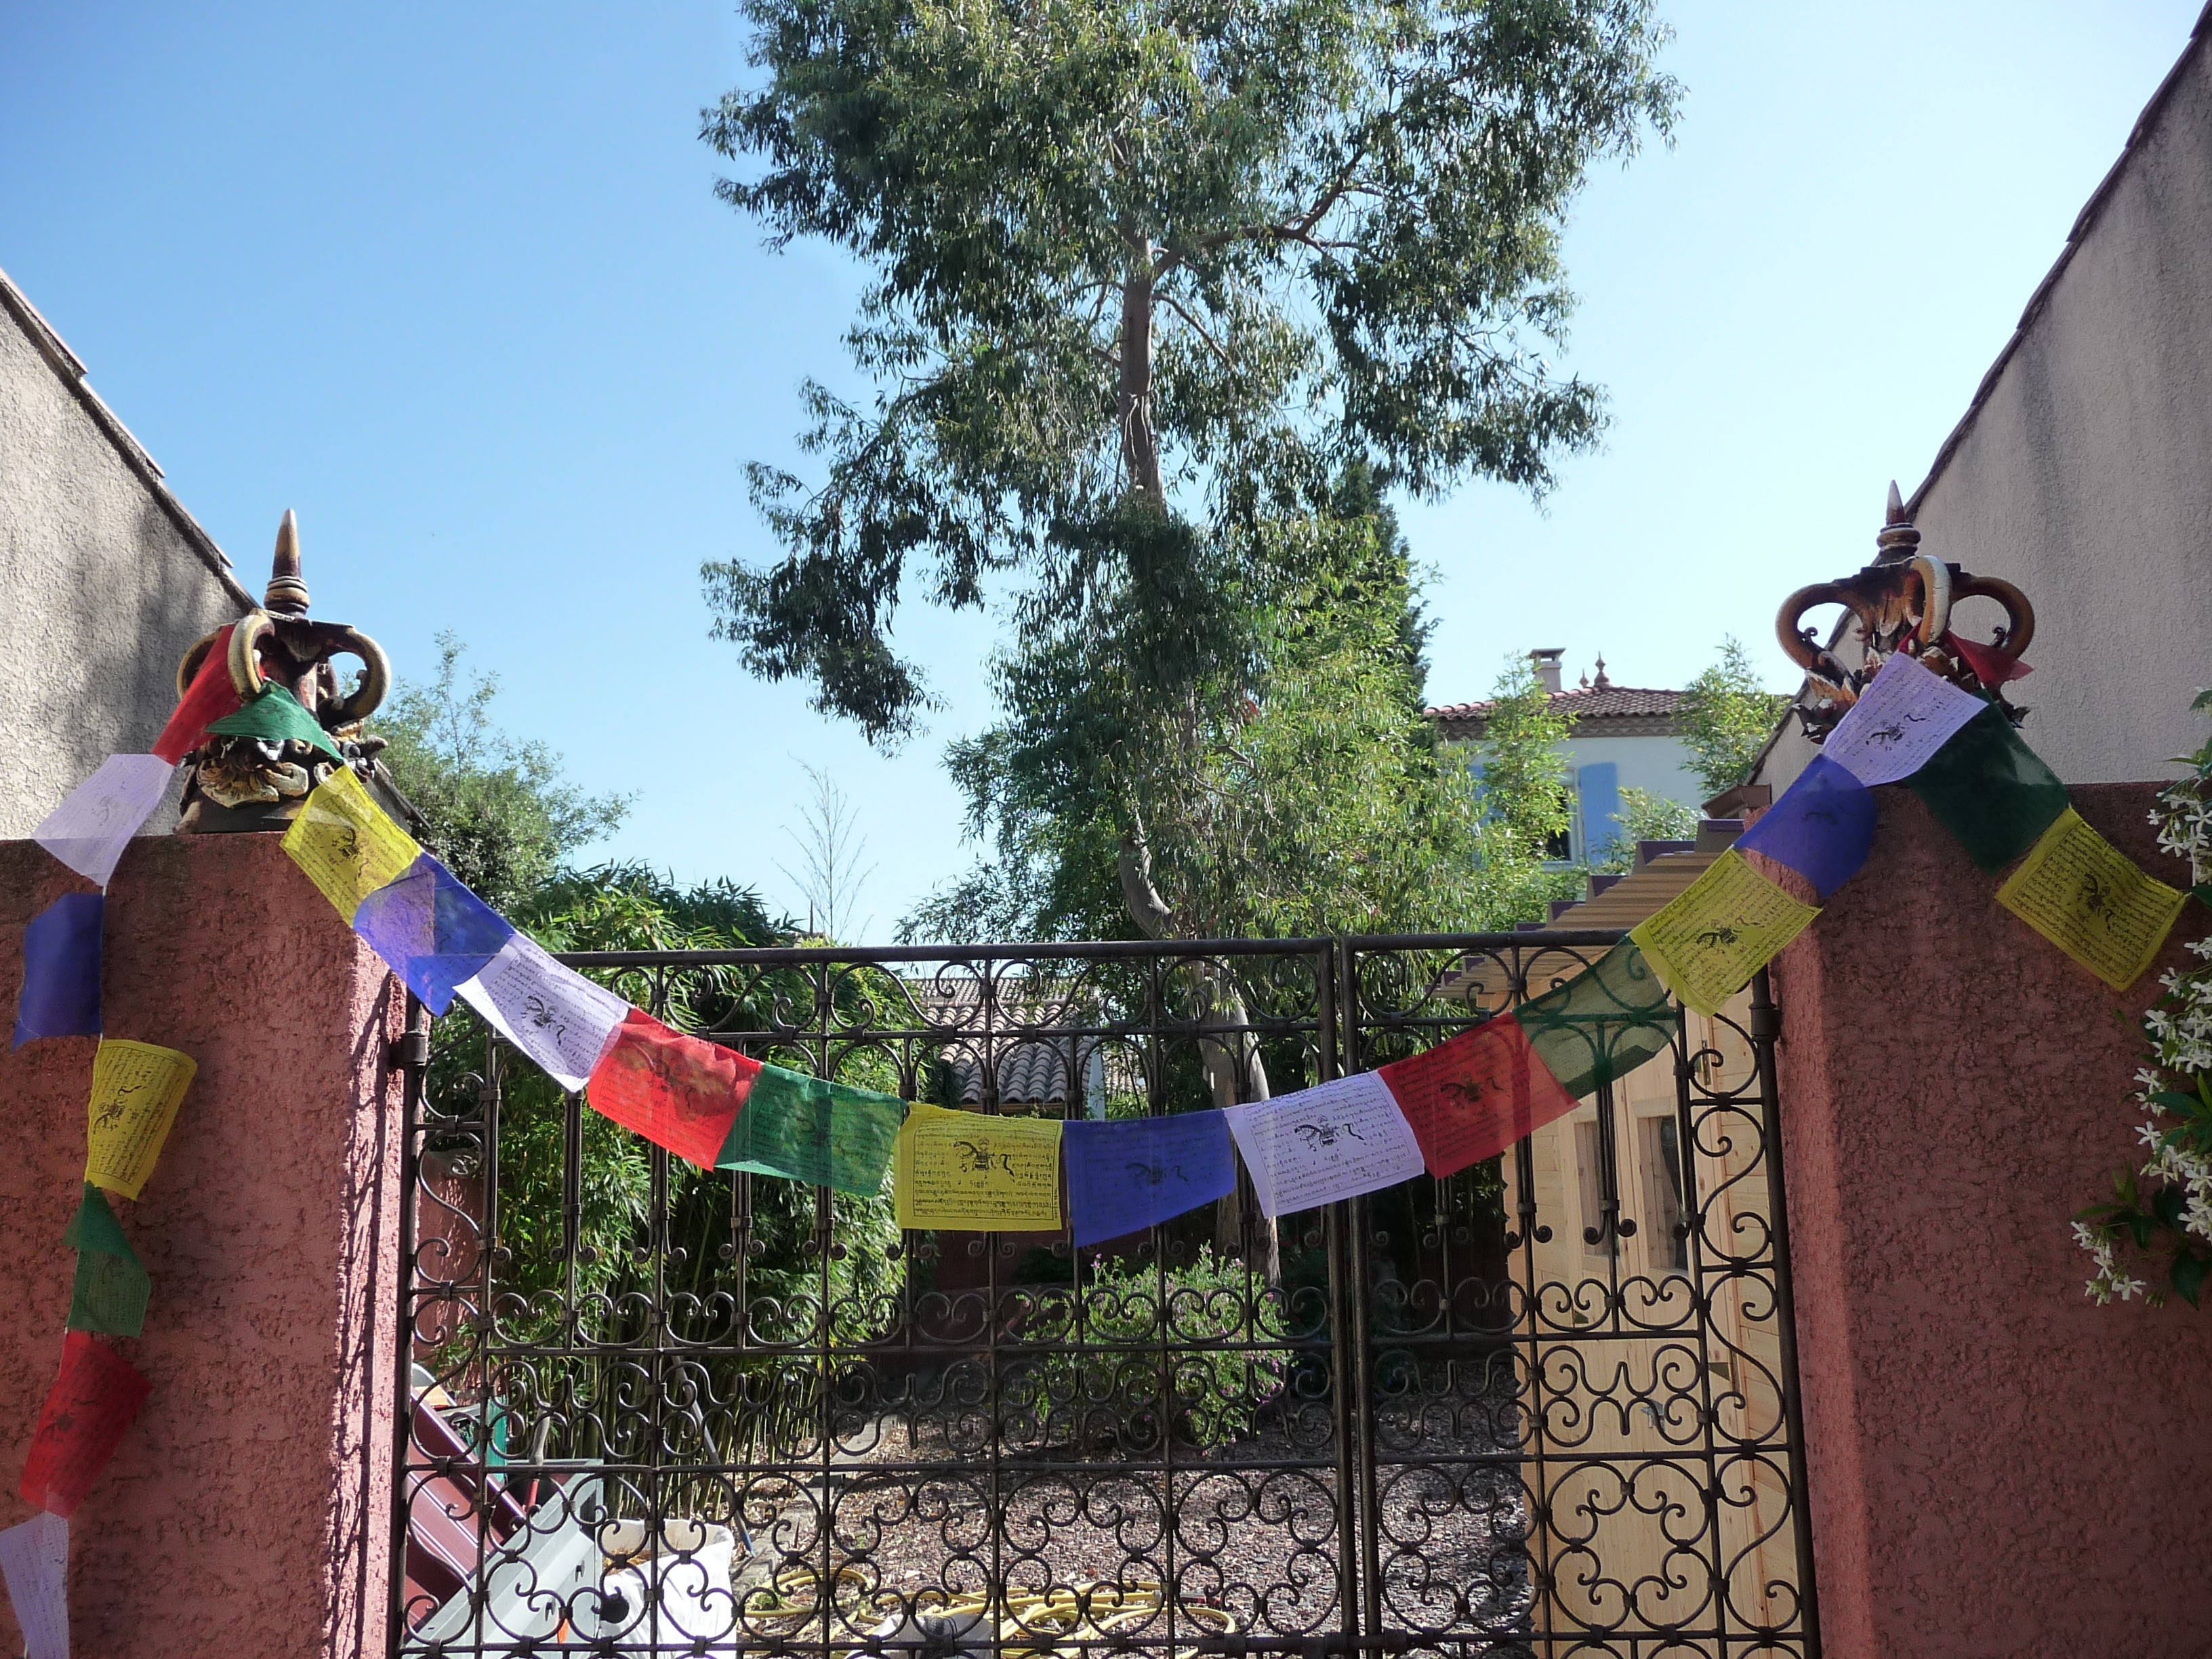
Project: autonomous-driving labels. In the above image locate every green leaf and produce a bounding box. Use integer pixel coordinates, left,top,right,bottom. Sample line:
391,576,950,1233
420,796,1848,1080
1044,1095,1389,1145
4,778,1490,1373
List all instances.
2152,1186,2187,1231
2173,1250,2209,1307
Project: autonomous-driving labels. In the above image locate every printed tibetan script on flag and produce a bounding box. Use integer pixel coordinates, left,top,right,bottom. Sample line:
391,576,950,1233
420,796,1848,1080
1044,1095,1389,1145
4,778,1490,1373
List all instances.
716,1064,904,1196
281,764,422,921
1631,849,1820,1017
586,1009,760,1168
1822,652,1984,786
83,1039,196,1202
1062,1112,1237,1246
35,755,175,888
1996,808,2188,989
19,1332,150,1518
455,933,629,1092
893,1103,1063,1231
1224,1072,1425,1218
1377,1015,1579,1177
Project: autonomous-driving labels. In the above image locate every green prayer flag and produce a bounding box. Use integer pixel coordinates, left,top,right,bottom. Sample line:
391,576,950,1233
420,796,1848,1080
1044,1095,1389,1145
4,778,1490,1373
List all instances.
62,1183,149,1338
1906,702,2069,874
1511,939,1676,1099
205,682,346,760
716,1064,905,1196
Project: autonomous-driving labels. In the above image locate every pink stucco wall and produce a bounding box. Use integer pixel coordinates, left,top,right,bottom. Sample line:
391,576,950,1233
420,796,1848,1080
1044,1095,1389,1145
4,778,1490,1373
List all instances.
0,832,405,1658
1771,783,2212,1656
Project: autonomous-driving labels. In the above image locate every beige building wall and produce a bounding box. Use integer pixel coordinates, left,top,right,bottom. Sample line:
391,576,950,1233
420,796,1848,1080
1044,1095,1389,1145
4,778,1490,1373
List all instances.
0,269,250,836
1757,16,2212,798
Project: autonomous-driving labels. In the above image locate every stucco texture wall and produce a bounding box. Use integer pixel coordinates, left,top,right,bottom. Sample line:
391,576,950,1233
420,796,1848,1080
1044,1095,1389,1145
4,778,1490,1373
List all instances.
0,301,246,836
0,834,405,1659
1770,784,2212,1656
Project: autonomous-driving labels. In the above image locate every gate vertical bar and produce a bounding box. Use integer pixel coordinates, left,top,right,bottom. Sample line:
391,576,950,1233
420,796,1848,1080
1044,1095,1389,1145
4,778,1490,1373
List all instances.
385,993,429,1654
1337,938,1385,1645
1749,968,1822,1657
1317,942,1361,1650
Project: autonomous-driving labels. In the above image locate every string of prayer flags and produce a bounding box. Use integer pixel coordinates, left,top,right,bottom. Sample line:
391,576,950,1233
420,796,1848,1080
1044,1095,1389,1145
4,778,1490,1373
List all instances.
1736,754,1877,899
152,625,242,763
34,754,175,888
1510,939,1675,1099
14,893,103,1046
282,764,422,921
1223,1073,1425,1219
63,1185,149,1339
1631,849,1820,1017
715,1063,904,1196
586,1010,761,1169
893,1103,1063,1231
83,1040,195,1202
455,933,629,1092
1822,651,1986,785
18,1332,151,1518
1947,633,2032,688
1063,1111,1237,1246
1908,701,2072,874
1376,1014,1579,1177
204,680,346,760
350,853,515,1016
0,1511,68,1659
1997,807,2189,990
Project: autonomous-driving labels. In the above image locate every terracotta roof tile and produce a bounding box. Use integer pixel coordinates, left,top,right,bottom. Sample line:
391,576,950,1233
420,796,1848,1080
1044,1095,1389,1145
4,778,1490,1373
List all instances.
1422,685,1685,722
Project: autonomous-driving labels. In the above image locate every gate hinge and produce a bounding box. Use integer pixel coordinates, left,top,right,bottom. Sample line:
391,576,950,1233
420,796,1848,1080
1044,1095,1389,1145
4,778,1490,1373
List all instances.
388,1029,432,1071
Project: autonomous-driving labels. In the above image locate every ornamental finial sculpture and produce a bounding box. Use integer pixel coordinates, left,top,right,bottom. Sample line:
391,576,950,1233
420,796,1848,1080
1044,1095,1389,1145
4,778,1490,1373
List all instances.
173,512,394,832
1774,482,2035,741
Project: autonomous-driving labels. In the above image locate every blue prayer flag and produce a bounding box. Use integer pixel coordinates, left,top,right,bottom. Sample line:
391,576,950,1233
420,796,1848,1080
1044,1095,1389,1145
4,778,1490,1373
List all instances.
350,853,514,1015
14,893,102,1046
1063,1112,1237,1247
1736,754,1877,899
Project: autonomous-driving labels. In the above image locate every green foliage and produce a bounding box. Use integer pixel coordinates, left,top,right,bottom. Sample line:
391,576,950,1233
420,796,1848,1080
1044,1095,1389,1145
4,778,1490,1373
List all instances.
702,0,1680,742
1591,785,1698,875
1008,1246,1292,1451
373,634,630,912
1677,636,1793,803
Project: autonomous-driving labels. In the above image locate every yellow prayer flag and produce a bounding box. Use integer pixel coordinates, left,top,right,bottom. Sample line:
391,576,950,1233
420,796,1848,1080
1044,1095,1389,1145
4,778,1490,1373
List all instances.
281,764,421,922
1631,848,1821,1017
85,1039,197,1200
1996,807,2188,990
893,1103,1063,1231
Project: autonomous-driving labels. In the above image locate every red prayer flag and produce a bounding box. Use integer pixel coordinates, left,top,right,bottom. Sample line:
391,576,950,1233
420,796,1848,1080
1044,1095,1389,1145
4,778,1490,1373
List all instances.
1376,1015,1580,1178
1946,633,2032,688
19,1332,151,1517
152,626,243,763
586,1008,762,1168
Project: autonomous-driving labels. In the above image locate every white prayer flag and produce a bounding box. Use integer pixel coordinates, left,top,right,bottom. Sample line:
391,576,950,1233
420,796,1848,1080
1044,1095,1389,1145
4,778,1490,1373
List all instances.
455,933,629,1091
34,756,176,887
1822,653,1984,786
1224,1072,1425,1218
0,1511,68,1659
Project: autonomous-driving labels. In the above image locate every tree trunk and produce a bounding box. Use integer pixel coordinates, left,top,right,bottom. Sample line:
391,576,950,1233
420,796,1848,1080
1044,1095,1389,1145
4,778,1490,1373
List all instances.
1117,817,1279,1280
1118,262,1165,504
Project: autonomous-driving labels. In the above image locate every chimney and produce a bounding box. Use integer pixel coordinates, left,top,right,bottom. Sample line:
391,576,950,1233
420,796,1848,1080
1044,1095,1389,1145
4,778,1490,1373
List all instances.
1529,648,1565,695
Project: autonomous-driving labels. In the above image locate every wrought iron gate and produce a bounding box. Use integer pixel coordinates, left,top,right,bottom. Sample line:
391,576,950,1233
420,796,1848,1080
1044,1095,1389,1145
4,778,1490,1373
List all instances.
389,931,1818,1658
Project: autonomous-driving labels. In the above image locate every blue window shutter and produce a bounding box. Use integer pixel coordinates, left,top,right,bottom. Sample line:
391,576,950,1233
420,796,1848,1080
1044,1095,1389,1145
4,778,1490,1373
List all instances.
1578,762,1620,863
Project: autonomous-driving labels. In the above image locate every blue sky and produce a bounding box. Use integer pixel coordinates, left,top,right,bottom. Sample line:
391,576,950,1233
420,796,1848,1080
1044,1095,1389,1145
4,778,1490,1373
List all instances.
3,1,2201,939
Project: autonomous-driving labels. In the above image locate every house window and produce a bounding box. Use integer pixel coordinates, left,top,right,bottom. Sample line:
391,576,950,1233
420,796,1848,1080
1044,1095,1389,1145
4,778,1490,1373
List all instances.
1641,1115,1689,1273
1545,788,1574,862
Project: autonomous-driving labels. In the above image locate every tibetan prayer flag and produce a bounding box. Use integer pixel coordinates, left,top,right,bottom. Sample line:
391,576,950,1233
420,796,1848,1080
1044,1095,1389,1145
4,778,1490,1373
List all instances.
1736,754,1877,899
205,681,345,760
1376,1015,1580,1177
19,1332,150,1518
1062,1112,1237,1246
1996,807,2188,990
716,1063,903,1195
586,1009,760,1169
152,625,241,762
893,1103,1063,1231
1947,634,2032,688
1511,939,1675,1099
0,1511,68,1659
64,1185,148,1339
1223,1073,1425,1219
34,754,174,887
83,1039,195,1202
454,933,629,1092
282,764,422,921
14,893,102,1046
350,853,514,1015
1631,849,1820,1017
1822,652,1986,785
1907,702,2070,874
